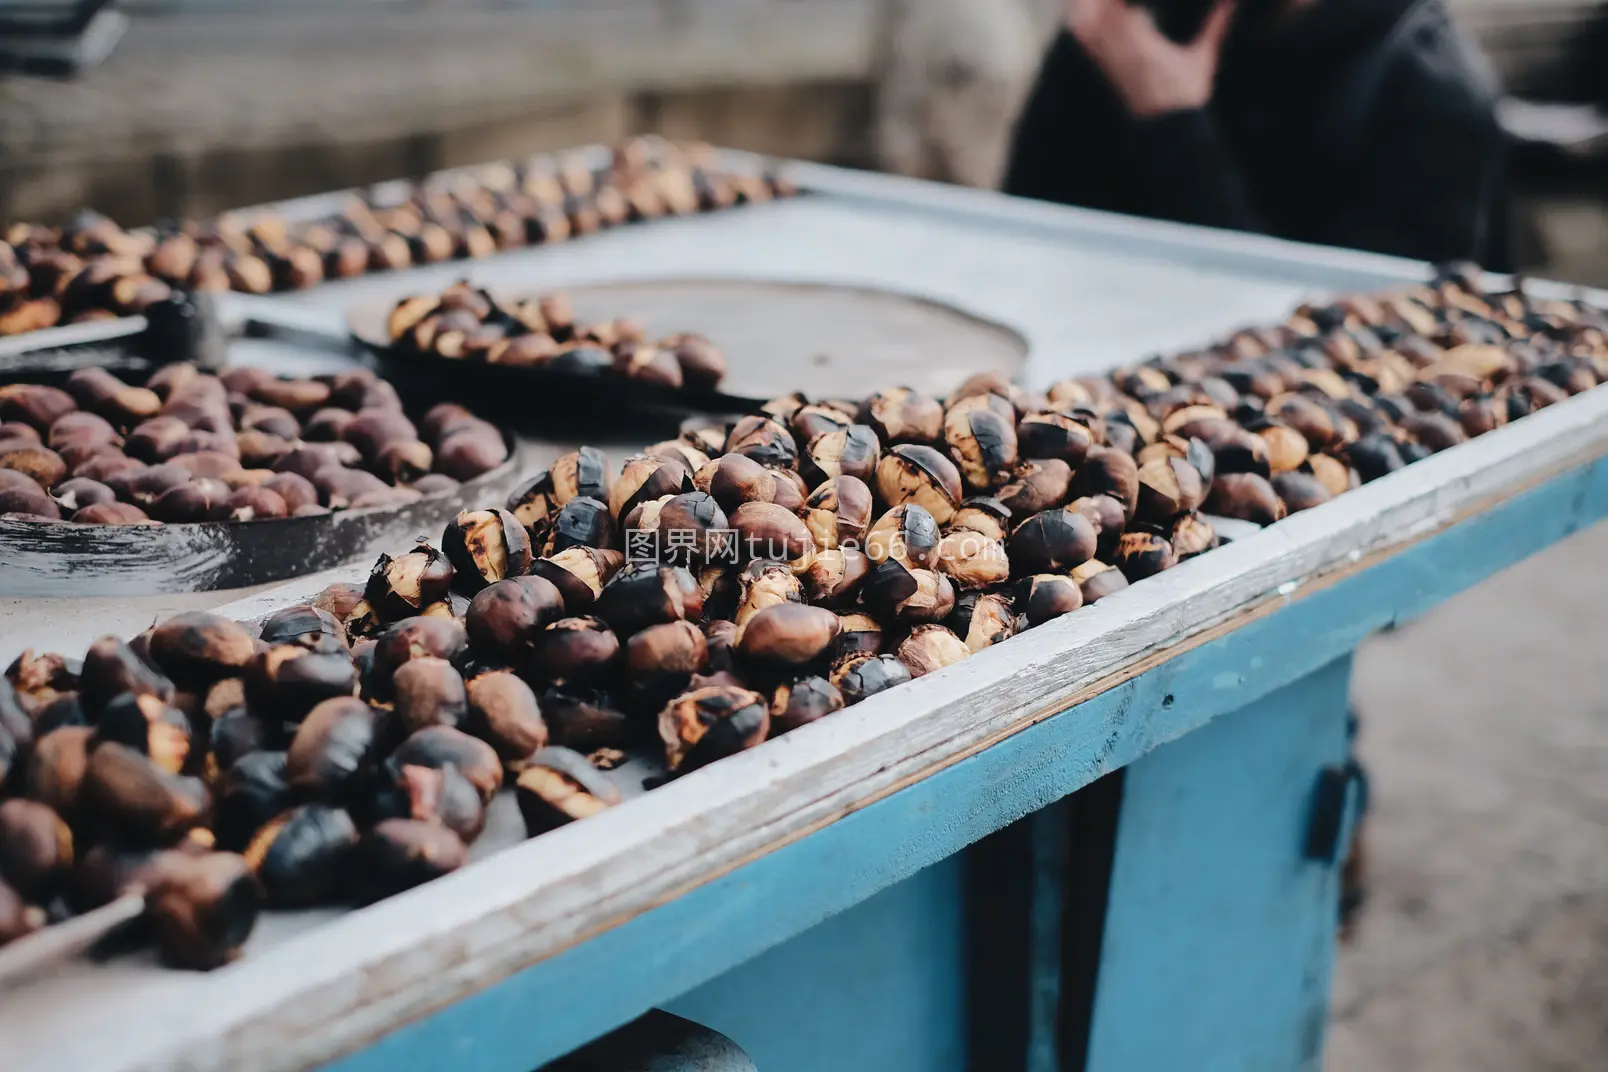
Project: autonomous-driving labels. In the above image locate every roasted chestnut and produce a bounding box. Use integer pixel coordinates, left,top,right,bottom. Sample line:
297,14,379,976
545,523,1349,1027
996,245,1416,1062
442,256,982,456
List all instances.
998,458,1074,522
245,643,358,723
803,475,874,550
0,798,72,901
544,496,616,556
442,508,532,591
947,590,1020,652
1171,514,1219,560
93,691,192,774
366,758,485,844
659,685,769,773
895,625,970,678
464,671,548,764
358,819,468,902
948,496,1012,543
610,454,692,521
863,561,956,624
593,563,701,635
391,657,469,734
724,415,797,470
1113,531,1178,580
258,605,347,650
936,530,1010,590
802,424,880,486
1271,471,1333,514
1068,447,1140,517
1134,455,1207,524
800,547,872,606
79,741,210,846
1008,508,1098,574
1014,574,1083,627
214,751,291,851
366,543,455,621
391,725,503,804
516,747,623,834
529,617,620,688
368,616,469,700
244,803,359,907
859,387,944,445
770,676,844,735
285,697,386,805
730,501,814,565
531,547,624,614
1070,560,1129,603
463,574,565,662
1017,410,1096,467
145,850,261,969
830,655,912,705
25,726,92,815
1204,472,1287,526
146,613,256,686
735,560,805,627
736,603,841,669
944,399,1018,492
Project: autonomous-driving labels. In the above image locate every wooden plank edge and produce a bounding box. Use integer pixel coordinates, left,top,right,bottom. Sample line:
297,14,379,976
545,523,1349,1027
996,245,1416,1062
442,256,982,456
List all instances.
50,375,1608,1072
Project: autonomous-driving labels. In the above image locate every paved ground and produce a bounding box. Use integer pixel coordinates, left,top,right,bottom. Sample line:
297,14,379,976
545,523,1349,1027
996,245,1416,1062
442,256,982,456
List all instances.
1326,520,1608,1071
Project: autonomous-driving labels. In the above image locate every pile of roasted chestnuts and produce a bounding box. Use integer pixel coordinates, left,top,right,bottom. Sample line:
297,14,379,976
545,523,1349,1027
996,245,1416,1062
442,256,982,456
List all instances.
384,281,729,389
0,363,507,524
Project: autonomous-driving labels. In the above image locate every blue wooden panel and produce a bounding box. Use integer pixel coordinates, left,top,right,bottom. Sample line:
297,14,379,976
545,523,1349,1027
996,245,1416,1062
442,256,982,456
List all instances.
321,458,1608,1072
1086,656,1353,1072
664,854,968,1072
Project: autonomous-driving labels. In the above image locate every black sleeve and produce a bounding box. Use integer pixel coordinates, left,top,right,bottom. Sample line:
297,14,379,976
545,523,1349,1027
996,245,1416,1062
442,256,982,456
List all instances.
1311,5,1514,268
1003,31,1265,234
1121,109,1266,232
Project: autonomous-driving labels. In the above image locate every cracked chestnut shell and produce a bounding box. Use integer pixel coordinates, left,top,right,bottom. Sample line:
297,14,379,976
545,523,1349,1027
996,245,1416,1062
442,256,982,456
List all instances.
736,604,841,669
770,676,844,735
835,613,884,662
866,503,941,570
531,547,624,614
998,458,1073,522
442,508,532,592
735,560,804,628
1068,447,1140,518
944,399,1019,492
659,685,770,773
142,850,260,970
516,747,623,834
285,697,386,806
243,803,358,907
79,636,174,721
258,605,347,651
80,741,211,846
544,496,616,556
830,655,912,706
1066,494,1127,561
357,819,468,902
730,501,814,565
863,561,956,624
936,530,1010,590
661,333,727,390
1113,531,1178,580
610,455,692,522
859,387,944,445
947,590,1019,652
948,496,1012,543
803,475,874,550
802,424,880,486
1070,559,1129,603
1014,574,1083,626
147,613,256,687
876,444,963,525
1134,454,1208,524
801,547,872,606
366,758,485,844
895,625,970,678
368,617,468,701
366,543,456,621
1017,410,1096,467
1204,472,1287,526
1171,514,1218,560
539,689,632,752
1008,508,1098,575
644,491,729,565
724,415,797,470
392,726,503,804
0,799,72,902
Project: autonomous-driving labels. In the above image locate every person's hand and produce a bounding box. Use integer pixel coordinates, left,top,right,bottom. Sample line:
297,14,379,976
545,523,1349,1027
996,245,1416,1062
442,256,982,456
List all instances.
1065,0,1236,118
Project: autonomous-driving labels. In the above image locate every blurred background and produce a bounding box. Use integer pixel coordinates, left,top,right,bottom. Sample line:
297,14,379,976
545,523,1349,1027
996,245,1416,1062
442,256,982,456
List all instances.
1,3,1606,1071
2,0,1605,284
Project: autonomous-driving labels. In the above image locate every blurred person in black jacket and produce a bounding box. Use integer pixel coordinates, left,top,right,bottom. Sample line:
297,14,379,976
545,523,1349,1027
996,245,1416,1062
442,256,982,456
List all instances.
1004,0,1513,269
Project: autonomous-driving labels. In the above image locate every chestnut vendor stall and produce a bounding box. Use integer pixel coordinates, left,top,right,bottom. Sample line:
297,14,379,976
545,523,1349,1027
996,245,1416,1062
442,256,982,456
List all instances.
2,154,1607,1072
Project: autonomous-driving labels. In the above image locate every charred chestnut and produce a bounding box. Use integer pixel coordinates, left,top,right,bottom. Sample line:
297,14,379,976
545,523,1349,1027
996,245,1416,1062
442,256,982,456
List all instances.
611,454,692,521
366,543,456,621
144,850,261,970
465,671,548,765
863,561,956,624
859,387,944,445
285,697,386,805
830,655,912,706
936,530,1010,590
1070,559,1129,603
947,496,1012,543
803,475,875,550
658,685,770,774
464,575,565,662
769,676,844,735
145,613,255,688
391,657,469,734
357,819,468,902
214,751,291,851
736,604,841,669
1017,410,1096,467
80,741,210,846
593,563,701,635
516,747,623,834
1113,531,1178,580
694,453,804,513
245,644,358,723
93,691,192,774
724,415,798,470
532,547,624,614
1068,447,1140,517
866,503,941,570
947,590,1020,652
1171,514,1219,560
243,803,359,907
0,799,72,901
802,424,880,486
1008,508,1098,574
441,508,532,591
735,560,805,627
1271,471,1333,514
944,400,1018,492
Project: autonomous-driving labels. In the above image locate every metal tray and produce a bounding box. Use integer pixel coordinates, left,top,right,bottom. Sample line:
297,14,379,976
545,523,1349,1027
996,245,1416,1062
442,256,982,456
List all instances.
346,277,1028,428
0,428,525,597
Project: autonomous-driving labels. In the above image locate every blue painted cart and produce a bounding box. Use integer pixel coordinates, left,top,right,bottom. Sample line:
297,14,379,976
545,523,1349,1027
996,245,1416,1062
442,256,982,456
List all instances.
2,158,1605,1072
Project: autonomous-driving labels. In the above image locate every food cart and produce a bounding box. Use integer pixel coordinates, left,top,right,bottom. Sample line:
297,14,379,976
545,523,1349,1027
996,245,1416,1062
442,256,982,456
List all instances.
1,155,1604,1072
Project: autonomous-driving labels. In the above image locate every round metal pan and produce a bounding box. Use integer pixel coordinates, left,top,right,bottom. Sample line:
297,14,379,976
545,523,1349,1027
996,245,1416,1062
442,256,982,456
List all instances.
348,277,1030,431
0,430,526,598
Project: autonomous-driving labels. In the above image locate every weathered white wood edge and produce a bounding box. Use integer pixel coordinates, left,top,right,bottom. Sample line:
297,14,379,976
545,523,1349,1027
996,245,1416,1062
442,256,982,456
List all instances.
33,371,1608,1072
